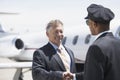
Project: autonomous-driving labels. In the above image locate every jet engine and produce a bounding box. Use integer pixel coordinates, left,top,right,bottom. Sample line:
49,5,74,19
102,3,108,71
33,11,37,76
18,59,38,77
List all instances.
0,35,24,57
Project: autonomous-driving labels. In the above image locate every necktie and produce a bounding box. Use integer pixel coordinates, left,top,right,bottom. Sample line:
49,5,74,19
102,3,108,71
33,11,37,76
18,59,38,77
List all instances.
57,48,70,72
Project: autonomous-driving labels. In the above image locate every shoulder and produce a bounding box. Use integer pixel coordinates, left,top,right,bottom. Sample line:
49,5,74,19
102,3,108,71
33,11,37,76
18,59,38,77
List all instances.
93,35,119,50
34,42,56,56
33,43,49,56
38,42,54,52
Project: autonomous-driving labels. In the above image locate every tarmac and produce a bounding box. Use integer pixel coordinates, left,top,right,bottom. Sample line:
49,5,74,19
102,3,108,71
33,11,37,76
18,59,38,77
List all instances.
0,58,32,80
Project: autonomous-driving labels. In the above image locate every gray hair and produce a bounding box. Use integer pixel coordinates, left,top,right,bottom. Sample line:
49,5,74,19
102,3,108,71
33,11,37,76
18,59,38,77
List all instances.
46,19,63,32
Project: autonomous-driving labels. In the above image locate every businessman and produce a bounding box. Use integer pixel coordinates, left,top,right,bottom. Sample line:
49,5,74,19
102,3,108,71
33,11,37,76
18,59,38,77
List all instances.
32,19,81,80
84,4,120,80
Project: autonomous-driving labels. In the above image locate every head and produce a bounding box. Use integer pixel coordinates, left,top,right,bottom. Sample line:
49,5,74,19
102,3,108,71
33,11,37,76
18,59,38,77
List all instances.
46,19,64,46
85,4,115,35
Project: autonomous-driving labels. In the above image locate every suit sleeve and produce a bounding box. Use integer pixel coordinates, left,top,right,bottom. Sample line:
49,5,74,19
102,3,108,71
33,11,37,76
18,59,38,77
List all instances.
67,48,84,80
76,72,84,80
84,45,106,80
32,50,63,80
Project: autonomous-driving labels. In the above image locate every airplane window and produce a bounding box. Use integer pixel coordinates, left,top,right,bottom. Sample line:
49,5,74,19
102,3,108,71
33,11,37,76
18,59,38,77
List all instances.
62,37,67,45
85,34,91,44
72,35,79,45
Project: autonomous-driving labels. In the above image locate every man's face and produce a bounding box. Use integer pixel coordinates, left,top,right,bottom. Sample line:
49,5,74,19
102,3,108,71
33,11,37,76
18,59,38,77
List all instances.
47,24,64,46
86,19,96,35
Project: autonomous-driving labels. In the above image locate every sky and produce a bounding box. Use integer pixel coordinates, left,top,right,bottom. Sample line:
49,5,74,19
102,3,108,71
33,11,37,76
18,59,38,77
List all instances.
0,0,120,33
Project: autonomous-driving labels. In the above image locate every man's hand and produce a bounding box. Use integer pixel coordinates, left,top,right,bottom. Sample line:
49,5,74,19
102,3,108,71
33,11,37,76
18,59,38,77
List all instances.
63,72,73,80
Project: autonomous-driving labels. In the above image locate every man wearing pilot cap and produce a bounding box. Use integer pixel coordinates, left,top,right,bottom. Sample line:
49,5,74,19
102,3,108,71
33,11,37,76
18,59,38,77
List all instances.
85,4,114,24
83,4,120,80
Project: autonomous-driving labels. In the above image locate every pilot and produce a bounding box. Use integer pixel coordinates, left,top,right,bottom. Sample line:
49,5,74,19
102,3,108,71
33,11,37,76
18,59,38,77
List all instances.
84,4,120,80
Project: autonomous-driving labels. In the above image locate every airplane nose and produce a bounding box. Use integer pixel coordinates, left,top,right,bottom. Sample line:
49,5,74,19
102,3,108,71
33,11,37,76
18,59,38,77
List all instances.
15,39,24,49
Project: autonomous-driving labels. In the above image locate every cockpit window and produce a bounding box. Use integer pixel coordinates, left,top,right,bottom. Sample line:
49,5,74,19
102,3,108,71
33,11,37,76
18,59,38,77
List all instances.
85,34,91,44
62,36,67,45
72,35,79,45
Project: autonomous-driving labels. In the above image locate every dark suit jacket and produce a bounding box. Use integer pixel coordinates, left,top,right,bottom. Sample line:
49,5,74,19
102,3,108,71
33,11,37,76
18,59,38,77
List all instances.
32,42,80,80
84,32,120,80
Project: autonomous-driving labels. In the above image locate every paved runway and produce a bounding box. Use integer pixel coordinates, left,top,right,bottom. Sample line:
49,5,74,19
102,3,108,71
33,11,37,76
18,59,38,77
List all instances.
0,58,32,80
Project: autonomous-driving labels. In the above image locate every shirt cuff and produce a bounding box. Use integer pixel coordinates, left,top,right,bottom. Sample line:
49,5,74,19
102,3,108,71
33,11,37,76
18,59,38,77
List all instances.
73,74,76,80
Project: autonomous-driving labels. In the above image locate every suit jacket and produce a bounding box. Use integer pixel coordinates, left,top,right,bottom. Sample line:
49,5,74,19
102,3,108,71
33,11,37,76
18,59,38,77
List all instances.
84,32,120,80
32,42,78,80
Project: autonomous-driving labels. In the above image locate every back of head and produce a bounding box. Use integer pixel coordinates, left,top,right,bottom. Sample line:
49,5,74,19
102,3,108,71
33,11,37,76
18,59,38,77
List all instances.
85,4,115,24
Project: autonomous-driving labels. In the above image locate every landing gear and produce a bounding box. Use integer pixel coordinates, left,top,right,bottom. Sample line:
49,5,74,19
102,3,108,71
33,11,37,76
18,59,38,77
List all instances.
13,68,23,80
13,68,31,80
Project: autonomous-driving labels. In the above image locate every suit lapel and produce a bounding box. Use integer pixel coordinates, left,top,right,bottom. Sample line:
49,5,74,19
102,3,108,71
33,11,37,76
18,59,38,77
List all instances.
53,47,74,72
48,43,75,71
53,53,66,71
64,46,75,72
47,43,66,71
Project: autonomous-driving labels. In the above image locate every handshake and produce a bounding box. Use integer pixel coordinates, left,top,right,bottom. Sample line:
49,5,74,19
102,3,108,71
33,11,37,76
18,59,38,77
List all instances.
63,72,74,80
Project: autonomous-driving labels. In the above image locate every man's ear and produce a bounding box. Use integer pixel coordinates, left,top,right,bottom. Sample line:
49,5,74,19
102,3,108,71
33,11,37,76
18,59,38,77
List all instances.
93,21,98,28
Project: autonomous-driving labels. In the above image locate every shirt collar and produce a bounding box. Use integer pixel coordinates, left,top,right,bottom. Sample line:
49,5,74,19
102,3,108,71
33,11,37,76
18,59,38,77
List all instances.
93,30,111,41
49,41,63,50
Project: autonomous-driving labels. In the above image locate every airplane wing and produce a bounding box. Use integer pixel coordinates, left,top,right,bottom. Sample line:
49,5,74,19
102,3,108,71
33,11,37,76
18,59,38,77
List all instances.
0,62,32,69
0,59,84,69
0,12,19,15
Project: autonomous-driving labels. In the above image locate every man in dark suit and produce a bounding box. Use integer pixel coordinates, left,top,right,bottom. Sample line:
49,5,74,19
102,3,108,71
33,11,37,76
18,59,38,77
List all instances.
84,4,120,80
32,19,81,80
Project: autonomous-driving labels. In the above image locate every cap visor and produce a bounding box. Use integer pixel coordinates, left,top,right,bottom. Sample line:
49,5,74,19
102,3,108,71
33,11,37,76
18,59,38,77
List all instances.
85,16,89,19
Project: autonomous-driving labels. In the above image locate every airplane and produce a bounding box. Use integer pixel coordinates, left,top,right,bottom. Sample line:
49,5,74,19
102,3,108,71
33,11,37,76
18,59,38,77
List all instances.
0,1,120,79
0,21,120,80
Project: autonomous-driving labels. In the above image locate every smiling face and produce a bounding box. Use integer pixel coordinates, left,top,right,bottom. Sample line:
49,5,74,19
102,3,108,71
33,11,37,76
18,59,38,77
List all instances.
46,20,64,46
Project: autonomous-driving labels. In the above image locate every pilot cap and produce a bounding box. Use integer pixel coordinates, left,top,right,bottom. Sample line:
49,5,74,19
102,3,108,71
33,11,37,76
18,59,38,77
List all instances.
85,4,115,23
